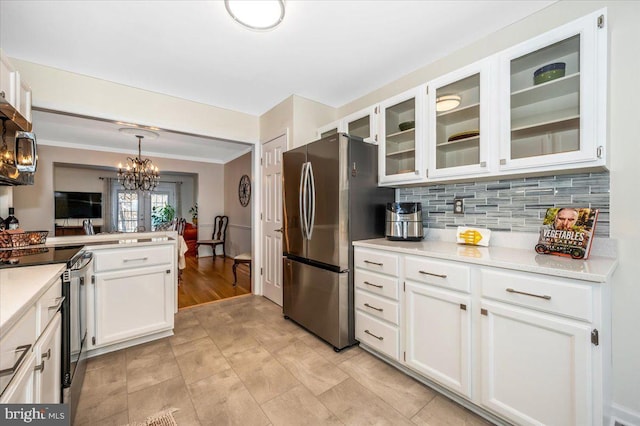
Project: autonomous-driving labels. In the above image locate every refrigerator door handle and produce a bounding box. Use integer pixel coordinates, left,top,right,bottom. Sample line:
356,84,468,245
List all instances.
299,162,308,239
307,161,316,240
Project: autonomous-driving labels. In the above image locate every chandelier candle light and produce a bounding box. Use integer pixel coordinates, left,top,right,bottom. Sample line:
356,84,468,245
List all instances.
117,129,160,192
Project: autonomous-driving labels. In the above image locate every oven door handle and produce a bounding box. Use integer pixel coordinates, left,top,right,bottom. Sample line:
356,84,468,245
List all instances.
72,252,93,272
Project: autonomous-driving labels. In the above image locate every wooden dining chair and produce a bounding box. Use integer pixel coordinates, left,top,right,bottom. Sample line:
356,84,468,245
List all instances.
196,215,229,259
83,219,95,235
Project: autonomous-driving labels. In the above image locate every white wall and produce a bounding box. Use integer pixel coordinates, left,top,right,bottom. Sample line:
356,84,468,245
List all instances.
10,59,260,145
223,152,252,258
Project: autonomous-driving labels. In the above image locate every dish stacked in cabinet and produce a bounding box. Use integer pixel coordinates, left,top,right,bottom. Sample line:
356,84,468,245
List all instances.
353,248,401,360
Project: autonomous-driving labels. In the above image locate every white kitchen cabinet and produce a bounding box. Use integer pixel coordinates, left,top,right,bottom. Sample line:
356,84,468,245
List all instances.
479,267,599,425
0,51,17,109
316,120,340,139
354,248,401,360
426,59,493,180
16,75,32,123
88,243,175,352
33,312,61,404
0,49,32,125
405,282,471,398
0,352,35,403
343,105,378,144
378,87,426,185
479,300,592,426
92,264,173,347
1,275,61,404
0,306,36,404
352,241,612,426
497,9,606,173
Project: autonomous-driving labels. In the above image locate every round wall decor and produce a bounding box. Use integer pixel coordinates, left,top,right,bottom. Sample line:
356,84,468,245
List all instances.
238,174,251,207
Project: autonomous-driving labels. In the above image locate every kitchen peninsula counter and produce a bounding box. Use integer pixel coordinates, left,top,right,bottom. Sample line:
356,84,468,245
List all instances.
353,237,618,283
0,263,65,338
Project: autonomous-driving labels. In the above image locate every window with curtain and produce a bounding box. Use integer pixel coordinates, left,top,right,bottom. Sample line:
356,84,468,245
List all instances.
111,182,178,232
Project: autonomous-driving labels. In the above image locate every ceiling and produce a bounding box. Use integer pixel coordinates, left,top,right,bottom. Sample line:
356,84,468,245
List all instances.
31,109,252,164
1,0,555,162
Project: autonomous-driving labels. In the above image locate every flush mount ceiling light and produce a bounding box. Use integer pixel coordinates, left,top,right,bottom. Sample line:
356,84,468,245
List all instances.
225,0,285,31
117,128,160,192
436,94,462,112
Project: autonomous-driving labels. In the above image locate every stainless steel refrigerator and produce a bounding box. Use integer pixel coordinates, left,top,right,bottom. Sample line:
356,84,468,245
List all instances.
283,133,394,350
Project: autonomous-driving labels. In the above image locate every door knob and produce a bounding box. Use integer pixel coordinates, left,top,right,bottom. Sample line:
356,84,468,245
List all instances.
275,228,283,233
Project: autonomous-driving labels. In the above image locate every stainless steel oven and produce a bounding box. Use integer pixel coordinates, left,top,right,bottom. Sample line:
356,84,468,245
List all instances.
62,251,92,425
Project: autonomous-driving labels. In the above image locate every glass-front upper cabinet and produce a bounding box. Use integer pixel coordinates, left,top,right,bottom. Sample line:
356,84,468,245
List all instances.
498,9,607,172
343,106,378,144
317,120,340,139
426,60,491,179
378,87,425,185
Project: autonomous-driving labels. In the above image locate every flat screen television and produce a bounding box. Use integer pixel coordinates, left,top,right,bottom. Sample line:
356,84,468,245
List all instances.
55,191,103,219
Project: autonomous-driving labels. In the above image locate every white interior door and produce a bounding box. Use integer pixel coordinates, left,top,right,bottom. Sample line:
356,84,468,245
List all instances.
261,134,286,306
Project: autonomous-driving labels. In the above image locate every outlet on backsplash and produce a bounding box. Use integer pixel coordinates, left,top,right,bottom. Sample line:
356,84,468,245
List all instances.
453,198,464,215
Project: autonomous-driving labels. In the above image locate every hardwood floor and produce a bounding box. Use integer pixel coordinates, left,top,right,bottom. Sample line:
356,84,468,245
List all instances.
178,254,251,309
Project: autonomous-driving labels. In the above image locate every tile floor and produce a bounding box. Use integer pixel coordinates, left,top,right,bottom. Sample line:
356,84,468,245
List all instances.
76,295,493,426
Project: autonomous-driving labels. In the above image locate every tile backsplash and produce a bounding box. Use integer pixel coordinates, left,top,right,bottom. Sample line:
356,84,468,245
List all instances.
397,172,610,237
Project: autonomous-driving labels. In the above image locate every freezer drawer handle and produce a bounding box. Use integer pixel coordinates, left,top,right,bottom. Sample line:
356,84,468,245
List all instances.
506,288,551,300
363,281,383,289
364,303,383,312
364,330,384,341
364,260,383,266
418,270,447,279
48,296,65,311
0,344,32,377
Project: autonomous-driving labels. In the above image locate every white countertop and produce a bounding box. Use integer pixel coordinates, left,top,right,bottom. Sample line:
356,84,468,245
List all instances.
353,238,618,283
46,231,177,249
0,263,66,338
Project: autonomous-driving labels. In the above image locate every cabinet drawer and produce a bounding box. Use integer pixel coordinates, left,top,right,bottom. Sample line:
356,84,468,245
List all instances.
36,280,62,336
354,248,399,277
355,311,399,360
93,245,173,272
0,306,36,398
355,290,399,325
405,256,471,293
354,269,399,301
480,269,593,321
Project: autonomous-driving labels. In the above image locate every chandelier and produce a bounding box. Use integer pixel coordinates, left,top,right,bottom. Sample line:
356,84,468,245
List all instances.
117,131,160,192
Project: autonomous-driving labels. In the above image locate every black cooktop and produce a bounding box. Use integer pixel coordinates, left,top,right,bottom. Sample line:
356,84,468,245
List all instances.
0,245,84,268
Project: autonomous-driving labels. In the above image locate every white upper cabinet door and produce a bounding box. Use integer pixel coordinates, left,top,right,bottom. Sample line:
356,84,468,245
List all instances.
426,59,493,179
378,86,426,185
342,105,378,144
316,120,341,140
498,9,607,172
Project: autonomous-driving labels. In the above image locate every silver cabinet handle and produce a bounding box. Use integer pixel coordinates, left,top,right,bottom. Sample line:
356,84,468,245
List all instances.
364,303,383,312
123,257,148,262
363,281,383,289
364,330,384,341
506,288,551,300
35,349,51,373
419,270,447,279
0,345,32,377
364,260,383,266
48,296,65,311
